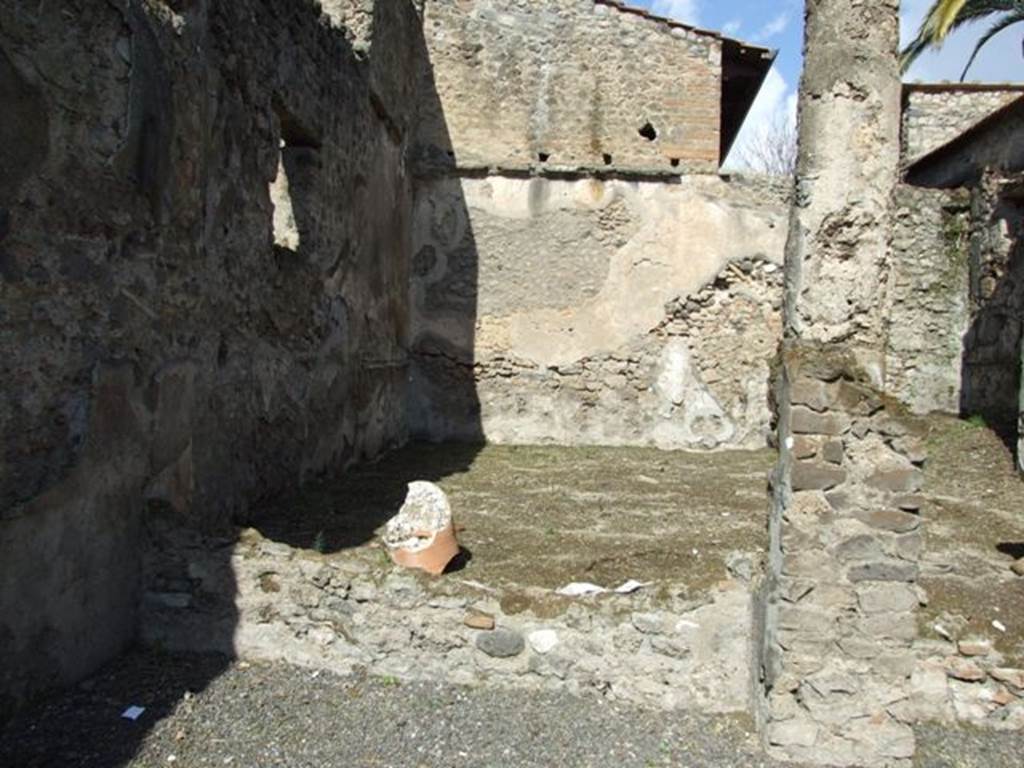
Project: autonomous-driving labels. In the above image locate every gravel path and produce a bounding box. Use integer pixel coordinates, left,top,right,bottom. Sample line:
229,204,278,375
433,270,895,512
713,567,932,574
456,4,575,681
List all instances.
2,651,1023,768
0,651,784,768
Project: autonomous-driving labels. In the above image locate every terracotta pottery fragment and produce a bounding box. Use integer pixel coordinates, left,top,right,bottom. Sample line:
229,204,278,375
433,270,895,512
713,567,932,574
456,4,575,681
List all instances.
383,481,460,575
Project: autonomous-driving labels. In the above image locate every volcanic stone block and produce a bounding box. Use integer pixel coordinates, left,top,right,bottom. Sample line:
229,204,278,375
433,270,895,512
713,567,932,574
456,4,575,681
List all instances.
791,407,849,436
854,508,921,534
848,561,920,583
792,461,847,491
866,468,923,494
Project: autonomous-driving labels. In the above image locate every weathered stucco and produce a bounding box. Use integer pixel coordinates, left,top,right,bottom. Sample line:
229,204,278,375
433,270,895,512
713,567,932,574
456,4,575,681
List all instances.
0,0,420,714
410,174,789,447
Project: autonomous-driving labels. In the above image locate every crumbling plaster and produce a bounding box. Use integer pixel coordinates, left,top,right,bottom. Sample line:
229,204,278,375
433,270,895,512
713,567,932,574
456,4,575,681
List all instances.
409,174,789,447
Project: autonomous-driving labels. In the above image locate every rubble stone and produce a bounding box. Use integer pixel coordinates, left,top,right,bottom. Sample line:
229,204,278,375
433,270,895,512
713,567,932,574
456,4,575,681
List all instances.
476,628,526,659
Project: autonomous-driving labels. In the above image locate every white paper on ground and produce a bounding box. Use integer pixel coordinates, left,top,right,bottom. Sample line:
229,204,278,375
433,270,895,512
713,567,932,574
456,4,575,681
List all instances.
121,706,146,721
556,580,651,597
613,580,652,594
555,582,607,597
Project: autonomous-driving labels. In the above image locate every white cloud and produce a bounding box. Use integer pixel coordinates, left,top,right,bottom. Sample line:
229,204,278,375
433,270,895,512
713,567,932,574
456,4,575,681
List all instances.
650,0,701,26
721,19,742,38
755,12,790,42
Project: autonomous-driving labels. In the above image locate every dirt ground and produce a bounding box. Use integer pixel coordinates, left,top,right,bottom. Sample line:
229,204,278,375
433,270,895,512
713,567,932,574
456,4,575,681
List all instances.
918,415,1024,664
252,442,776,596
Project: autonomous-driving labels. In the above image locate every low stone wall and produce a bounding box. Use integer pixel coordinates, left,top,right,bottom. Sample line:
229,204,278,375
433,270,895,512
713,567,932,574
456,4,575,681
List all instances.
142,529,759,713
904,642,1024,729
409,173,788,447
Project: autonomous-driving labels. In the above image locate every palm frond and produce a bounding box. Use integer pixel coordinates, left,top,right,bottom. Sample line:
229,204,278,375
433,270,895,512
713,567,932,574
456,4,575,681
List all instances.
901,0,1024,72
960,8,1024,78
926,0,969,41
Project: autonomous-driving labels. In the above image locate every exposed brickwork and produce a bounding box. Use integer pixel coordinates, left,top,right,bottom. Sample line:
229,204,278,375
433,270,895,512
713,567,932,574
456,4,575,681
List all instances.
415,0,724,175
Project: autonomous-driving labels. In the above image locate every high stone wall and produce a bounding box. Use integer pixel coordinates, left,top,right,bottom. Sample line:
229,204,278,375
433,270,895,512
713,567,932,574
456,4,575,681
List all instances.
0,0,421,715
409,174,789,447
415,0,724,175
963,172,1024,435
410,1,786,449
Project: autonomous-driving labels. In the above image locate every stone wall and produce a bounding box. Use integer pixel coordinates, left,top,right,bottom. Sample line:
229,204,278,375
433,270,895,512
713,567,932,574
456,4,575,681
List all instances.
906,98,1024,190
415,0,724,175
962,172,1024,436
901,85,1023,166
142,527,759,714
0,0,420,715
886,186,971,414
409,174,789,447
762,1,922,765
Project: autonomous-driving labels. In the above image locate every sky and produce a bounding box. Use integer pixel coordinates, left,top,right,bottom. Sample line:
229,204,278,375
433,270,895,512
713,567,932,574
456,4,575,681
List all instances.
635,0,1023,169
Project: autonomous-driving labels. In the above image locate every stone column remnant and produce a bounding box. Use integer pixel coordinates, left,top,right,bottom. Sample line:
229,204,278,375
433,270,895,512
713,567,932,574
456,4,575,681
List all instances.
1019,335,1023,475
762,1,926,765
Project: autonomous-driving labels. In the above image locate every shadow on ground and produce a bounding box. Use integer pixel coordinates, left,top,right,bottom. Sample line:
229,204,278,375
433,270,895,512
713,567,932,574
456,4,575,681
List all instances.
249,442,483,554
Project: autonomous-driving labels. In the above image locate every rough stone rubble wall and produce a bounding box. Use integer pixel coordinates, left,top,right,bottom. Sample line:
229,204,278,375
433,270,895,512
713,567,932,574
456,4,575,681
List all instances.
409,174,789,447
0,0,420,714
143,530,756,713
416,0,723,175
886,186,971,414
901,88,1023,166
962,173,1024,433
761,1,926,765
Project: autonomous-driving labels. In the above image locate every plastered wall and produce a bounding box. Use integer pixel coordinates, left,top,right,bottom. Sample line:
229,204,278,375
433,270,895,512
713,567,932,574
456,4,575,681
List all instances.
409,174,789,448
0,0,420,713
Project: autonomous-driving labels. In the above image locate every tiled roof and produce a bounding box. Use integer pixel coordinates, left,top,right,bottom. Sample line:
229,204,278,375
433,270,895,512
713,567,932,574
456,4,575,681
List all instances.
903,82,1024,94
594,0,772,55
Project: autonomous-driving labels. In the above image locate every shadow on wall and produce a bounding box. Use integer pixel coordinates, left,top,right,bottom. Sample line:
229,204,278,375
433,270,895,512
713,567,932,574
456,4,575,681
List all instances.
245,4,484,553
960,182,1023,457
0,0,481,765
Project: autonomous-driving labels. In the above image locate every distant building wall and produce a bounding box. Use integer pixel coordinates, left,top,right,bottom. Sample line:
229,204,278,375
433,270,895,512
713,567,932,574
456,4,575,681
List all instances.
901,85,1023,166
886,186,971,414
962,173,1024,433
409,0,787,449
415,0,724,175
905,97,1024,189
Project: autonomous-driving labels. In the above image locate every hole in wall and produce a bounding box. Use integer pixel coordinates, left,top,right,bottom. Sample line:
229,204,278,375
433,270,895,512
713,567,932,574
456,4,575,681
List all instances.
603,153,613,166
538,152,550,163
670,158,680,168
270,140,300,253
269,97,320,254
638,122,657,141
